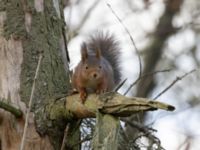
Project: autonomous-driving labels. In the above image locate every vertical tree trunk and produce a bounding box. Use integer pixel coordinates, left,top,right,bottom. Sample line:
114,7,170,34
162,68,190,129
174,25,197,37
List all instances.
125,0,183,141
0,0,72,149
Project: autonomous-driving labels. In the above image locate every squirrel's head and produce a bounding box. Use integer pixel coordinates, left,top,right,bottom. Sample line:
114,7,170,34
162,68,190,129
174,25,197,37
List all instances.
80,42,104,83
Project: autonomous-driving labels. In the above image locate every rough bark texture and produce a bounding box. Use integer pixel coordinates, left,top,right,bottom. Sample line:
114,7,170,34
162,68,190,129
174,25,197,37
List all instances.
125,0,183,141
92,112,120,150
0,0,71,150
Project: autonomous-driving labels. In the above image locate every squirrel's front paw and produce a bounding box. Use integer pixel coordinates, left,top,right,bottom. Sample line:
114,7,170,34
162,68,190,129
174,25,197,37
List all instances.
69,89,78,95
80,92,87,103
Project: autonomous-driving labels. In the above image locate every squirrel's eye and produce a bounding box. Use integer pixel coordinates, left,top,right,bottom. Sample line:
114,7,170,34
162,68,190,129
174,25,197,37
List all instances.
99,66,102,69
85,66,88,70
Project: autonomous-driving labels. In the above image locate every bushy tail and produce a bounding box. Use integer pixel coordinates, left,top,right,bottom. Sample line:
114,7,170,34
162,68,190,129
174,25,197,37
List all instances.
87,32,121,84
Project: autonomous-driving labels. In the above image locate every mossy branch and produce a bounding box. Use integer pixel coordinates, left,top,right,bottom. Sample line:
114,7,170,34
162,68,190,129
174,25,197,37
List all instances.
0,100,23,118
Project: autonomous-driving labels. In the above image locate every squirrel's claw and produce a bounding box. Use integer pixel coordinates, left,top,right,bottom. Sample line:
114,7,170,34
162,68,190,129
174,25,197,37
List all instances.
80,91,87,103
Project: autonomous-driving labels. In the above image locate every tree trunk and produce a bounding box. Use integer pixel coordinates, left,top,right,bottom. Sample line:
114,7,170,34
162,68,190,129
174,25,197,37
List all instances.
125,0,183,141
0,1,72,149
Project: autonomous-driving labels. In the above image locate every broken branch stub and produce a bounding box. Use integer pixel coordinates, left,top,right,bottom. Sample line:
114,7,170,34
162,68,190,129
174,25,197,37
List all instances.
65,92,175,119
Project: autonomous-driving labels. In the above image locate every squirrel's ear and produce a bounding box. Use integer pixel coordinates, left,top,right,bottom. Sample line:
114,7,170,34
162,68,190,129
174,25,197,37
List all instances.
95,46,101,59
81,42,88,62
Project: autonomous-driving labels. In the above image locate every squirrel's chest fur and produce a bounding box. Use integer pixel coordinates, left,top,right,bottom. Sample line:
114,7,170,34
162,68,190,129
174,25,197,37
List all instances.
84,80,100,92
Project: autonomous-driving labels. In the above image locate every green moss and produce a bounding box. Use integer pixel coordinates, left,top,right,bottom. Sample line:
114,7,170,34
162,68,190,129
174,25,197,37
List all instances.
93,112,120,150
3,0,26,39
1,0,72,149
20,1,69,108
18,1,71,149
0,1,5,11
34,98,70,149
48,100,68,120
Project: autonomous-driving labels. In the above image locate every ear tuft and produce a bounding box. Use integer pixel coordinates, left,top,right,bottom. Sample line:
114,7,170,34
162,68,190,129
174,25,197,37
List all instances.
95,46,101,59
81,42,88,62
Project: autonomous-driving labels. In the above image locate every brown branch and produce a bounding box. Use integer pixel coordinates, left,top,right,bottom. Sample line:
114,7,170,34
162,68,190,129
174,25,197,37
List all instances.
0,100,23,118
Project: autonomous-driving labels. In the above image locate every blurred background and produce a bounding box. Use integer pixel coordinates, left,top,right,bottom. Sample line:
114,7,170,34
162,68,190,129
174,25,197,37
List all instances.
64,0,200,149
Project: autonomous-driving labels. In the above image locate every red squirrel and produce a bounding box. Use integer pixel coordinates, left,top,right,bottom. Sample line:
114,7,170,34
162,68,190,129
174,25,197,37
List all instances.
72,32,121,103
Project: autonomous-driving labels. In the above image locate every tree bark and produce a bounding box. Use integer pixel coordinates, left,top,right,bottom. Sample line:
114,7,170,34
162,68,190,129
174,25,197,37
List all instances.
0,0,71,149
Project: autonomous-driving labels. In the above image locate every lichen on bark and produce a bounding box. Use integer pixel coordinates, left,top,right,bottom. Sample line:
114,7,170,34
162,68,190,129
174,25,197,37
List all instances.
20,1,69,108
2,0,26,39
17,0,71,149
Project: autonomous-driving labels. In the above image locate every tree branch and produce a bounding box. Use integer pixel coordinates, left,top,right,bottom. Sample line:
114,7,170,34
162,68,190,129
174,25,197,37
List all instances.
153,69,196,99
0,100,23,118
65,92,175,119
36,92,175,146
107,3,142,78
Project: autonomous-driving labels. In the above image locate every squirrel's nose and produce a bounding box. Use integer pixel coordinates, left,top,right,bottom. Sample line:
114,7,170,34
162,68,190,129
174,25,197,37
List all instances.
93,73,97,78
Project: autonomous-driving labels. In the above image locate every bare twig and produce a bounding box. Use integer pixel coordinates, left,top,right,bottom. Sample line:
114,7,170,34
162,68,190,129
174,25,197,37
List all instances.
106,3,142,79
124,69,172,95
20,54,43,150
120,118,161,149
153,69,196,100
76,0,100,33
0,100,22,118
114,78,127,92
60,124,70,150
